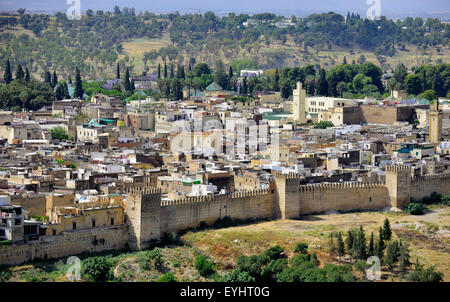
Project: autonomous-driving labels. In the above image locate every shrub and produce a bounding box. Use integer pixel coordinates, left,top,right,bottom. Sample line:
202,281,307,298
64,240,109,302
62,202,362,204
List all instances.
264,245,285,261
157,272,177,282
236,254,267,280
354,260,368,274
441,195,450,206
81,256,115,282
194,255,215,277
221,270,256,282
406,265,443,282
406,202,424,215
293,242,308,254
0,271,11,282
145,248,163,270
261,259,288,281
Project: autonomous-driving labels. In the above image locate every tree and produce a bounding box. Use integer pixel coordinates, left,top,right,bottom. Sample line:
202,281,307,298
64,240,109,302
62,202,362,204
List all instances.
193,63,211,78
337,232,345,260
343,56,347,64
393,63,408,87
280,80,290,98
164,61,168,78
15,64,24,81
51,71,58,89
50,126,70,140
194,254,215,277
123,67,131,91
25,67,30,83
3,59,12,84
317,68,328,96
74,68,84,99
345,229,354,253
405,74,422,95
368,232,375,256
81,256,115,282
214,60,229,90
382,218,392,241
398,242,411,272
357,54,366,64
375,227,385,260
157,63,161,79
294,242,308,254
422,89,437,102
116,62,120,79
157,272,177,282
44,71,51,84
385,240,399,270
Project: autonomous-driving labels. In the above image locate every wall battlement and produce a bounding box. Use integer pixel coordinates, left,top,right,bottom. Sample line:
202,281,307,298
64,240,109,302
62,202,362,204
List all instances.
412,173,450,182
161,189,271,207
298,182,385,192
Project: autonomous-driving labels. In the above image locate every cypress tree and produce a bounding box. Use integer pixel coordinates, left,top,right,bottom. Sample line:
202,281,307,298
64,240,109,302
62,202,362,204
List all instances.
170,64,174,78
242,77,247,94
383,218,392,241
357,225,367,259
130,79,135,93
55,83,65,100
229,66,233,79
15,64,24,81
116,62,120,79
275,68,279,84
51,71,58,89
375,227,385,261
164,61,167,78
345,229,354,253
343,56,347,64
63,82,70,99
123,67,131,91
157,63,161,79
4,59,12,84
25,67,30,83
68,75,72,84
328,232,336,257
337,232,345,260
398,241,411,272
74,67,84,99
385,240,399,270
44,71,51,84
180,65,185,80
317,68,328,96
368,232,375,256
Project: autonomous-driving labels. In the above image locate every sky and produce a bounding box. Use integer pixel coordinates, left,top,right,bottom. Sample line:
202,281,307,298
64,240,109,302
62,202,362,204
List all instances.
0,0,449,17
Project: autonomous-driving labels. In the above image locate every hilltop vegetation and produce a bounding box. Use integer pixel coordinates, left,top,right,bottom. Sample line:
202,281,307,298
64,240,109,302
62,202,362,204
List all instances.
0,7,449,80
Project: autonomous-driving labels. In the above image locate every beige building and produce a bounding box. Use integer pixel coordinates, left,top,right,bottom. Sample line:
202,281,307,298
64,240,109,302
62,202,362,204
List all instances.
306,97,356,114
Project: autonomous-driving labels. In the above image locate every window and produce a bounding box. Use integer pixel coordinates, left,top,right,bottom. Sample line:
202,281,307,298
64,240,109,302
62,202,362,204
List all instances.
92,219,96,228
73,222,76,230
15,219,21,225
52,229,56,236
110,217,114,225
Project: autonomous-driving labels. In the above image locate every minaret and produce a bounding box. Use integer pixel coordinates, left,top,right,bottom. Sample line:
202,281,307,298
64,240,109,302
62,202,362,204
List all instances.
429,100,442,144
293,82,306,124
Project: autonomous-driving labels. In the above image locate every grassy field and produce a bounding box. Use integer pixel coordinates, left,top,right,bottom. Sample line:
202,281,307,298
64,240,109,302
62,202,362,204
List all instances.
120,32,171,74
181,206,450,281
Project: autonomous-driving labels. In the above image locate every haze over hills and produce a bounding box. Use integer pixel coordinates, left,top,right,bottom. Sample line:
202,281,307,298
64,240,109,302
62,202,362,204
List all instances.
0,0,449,19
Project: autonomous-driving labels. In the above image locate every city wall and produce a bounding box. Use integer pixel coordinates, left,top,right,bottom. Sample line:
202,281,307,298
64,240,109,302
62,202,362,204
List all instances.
160,190,274,234
0,226,129,266
410,173,450,201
